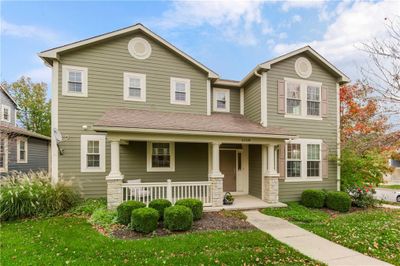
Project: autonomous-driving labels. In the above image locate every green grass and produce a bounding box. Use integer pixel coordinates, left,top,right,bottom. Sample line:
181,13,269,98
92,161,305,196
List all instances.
0,216,323,265
262,202,400,265
378,184,400,189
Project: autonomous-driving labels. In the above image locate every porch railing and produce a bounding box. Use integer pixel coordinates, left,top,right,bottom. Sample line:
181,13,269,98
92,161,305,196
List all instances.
122,179,212,206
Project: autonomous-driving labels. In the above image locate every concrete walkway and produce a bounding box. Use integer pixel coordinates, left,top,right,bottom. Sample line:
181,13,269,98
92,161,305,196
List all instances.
244,210,393,266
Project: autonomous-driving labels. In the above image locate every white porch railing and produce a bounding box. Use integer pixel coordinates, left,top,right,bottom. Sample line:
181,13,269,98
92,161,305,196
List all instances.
122,179,212,206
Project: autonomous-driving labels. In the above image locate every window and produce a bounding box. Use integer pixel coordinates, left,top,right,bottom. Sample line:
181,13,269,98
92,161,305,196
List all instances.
62,65,88,97
81,135,105,172
17,137,28,163
170,77,190,105
285,139,322,181
213,88,230,112
284,78,321,119
124,72,146,102
0,137,7,172
147,142,175,172
1,105,11,122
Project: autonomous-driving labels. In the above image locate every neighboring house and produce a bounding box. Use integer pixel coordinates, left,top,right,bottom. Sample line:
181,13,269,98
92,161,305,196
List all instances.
0,85,51,175
384,158,400,183
38,24,349,208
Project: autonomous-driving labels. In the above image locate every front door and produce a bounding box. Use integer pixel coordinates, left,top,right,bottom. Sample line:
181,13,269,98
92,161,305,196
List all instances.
220,150,236,192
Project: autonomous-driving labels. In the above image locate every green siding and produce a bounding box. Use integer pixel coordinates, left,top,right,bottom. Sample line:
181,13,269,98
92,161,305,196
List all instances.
211,87,241,114
57,32,209,197
244,77,261,123
248,144,262,198
266,53,339,202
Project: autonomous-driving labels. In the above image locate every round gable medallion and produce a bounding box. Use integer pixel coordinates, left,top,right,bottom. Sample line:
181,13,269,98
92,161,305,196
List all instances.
295,57,312,78
128,37,151,60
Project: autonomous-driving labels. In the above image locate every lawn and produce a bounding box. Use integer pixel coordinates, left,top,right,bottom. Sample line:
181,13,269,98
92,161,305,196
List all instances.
379,184,400,189
0,216,323,265
262,202,400,265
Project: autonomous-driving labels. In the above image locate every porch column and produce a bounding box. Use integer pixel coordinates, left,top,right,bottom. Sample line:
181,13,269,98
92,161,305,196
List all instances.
209,142,224,207
106,140,124,209
263,144,279,203
267,144,278,176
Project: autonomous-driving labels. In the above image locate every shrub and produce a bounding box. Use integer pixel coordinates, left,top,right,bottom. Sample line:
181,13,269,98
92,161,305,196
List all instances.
116,200,146,225
89,208,117,229
175,198,203,220
301,189,326,208
69,198,107,215
164,205,193,231
0,171,79,221
148,199,172,220
326,191,351,212
131,207,159,233
348,186,376,208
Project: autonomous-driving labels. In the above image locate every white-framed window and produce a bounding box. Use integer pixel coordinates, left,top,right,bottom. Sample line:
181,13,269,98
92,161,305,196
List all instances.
1,105,11,122
285,139,322,181
62,65,88,97
17,137,28,163
81,135,106,172
123,72,146,102
0,136,8,172
213,88,230,112
147,142,175,172
170,77,190,105
284,78,321,119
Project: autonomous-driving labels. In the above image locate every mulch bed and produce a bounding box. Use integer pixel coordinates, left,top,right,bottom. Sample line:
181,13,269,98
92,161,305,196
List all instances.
112,211,254,240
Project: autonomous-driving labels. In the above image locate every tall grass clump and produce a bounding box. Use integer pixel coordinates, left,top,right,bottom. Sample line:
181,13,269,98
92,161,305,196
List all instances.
0,171,79,221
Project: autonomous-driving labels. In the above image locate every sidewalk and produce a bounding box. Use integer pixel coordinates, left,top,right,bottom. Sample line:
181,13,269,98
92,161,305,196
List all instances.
244,210,393,266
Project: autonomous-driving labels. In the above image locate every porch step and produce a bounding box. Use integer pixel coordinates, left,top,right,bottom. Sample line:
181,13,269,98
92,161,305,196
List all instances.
204,195,287,212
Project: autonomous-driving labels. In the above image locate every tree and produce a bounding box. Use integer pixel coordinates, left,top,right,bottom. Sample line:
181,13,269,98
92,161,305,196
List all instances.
2,77,51,136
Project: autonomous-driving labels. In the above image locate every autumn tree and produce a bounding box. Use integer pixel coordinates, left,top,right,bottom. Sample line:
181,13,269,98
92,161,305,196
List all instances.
2,77,51,136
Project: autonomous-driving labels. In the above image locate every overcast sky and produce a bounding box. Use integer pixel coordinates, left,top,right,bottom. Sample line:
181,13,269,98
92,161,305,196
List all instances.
1,0,399,92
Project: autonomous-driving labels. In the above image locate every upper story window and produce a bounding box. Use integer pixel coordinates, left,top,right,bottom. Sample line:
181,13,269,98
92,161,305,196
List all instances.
284,78,321,119
170,77,190,105
1,105,11,122
124,72,146,102
62,65,88,97
17,137,28,163
213,88,230,112
81,135,105,172
147,142,175,172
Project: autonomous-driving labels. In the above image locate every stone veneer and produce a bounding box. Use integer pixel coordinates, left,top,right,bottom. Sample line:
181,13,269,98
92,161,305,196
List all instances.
106,178,123,209
263,176,279,203
210,176,224,207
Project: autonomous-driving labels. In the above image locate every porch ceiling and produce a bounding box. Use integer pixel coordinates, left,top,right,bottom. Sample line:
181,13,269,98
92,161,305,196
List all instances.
93,108,297,139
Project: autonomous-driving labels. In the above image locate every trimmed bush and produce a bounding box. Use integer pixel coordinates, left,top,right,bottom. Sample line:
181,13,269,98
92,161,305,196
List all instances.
131,207,159,233
148,199,172,220
175,198,203,220
116,200,146,225
326,191,351,212
164,205,193,231
301,189,326,208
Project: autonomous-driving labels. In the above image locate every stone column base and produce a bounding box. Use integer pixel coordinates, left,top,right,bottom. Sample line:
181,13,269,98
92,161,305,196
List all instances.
263,176,279,203
106,176,124,209
210,176,224,207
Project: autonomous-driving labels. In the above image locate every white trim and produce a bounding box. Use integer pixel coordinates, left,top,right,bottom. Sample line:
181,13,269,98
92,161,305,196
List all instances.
336,82,341,191
0,136,8,173
128,37,151,60
170,77,190,105
14,110,17,126
285,138,323,182
213,88,230,112
260,72,267,126
295,57,312,78
80,135,106,172
207,80,211,115
17,137,28,163
146,142,175,172
240,88,244,115
38,24,219,79
51,61,59,184
62,65,88,97
1,105,11,122
123,72,146,102
284,77,322,119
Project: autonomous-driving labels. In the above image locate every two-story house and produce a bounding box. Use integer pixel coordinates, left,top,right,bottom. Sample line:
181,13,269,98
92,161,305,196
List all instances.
39,24,349,208
0,85,51,175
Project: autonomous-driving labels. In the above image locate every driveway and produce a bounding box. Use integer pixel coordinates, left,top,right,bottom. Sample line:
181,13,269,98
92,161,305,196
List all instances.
374,188,400,202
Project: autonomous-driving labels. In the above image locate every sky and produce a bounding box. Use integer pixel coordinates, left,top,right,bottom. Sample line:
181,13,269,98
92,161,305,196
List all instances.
1,0,399,95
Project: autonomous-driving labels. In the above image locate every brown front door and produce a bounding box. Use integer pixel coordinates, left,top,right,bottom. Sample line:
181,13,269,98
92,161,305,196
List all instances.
220,150,236,192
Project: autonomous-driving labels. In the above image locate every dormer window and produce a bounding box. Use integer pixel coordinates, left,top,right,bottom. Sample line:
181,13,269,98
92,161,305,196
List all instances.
1,105,11,122
170,77,190,105
124,72,146,102
213,88,230,112
62,65,88,97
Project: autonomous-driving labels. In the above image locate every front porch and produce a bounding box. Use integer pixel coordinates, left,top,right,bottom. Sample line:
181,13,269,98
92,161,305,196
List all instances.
204,195,287,212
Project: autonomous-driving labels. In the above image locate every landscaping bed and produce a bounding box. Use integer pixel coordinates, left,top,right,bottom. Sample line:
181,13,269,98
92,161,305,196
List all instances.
113,211,254,239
